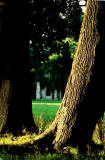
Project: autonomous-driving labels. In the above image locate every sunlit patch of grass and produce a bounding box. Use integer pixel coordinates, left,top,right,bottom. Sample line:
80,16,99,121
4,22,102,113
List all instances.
0,120,104,148
93,124,105,145
0,132,40,146
93,125,102,145
69,147,78,155
33,114,53,134
0,116,52,146
63,146,79,155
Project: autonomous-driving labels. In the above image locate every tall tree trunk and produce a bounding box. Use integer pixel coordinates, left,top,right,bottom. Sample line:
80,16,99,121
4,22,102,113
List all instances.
53,0,105,150
31,0,105,151
0,0,37,134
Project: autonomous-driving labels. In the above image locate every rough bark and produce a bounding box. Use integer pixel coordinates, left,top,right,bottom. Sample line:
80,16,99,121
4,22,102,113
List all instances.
0,0,37,134
0,80,11,131
52,0,105,150
31,0,105,151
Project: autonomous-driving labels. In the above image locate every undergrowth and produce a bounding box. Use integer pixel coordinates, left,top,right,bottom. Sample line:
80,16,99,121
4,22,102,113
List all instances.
0,115,104,160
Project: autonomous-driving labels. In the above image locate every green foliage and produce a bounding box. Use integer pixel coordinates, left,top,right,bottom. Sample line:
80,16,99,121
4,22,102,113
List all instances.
57,36,78,59
30,36,77,98
48,53,62,61
27,0,83,98
28,0,82,54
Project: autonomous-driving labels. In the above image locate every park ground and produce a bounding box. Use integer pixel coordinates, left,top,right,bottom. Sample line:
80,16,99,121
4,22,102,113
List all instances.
0,100,104,160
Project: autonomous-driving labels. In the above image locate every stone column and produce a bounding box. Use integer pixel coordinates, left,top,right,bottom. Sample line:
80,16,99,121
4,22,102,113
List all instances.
36,81,40,99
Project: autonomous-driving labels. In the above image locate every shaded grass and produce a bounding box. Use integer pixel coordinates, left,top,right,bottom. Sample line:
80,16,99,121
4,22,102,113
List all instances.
0,148,104,160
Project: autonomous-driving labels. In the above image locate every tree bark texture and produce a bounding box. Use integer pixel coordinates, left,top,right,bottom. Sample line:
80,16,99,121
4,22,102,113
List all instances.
32,0,105,150
52,0,105,150
0,80,11,131
0,0,37,134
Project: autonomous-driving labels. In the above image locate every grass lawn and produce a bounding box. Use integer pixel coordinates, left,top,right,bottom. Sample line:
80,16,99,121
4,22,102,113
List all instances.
0,150,104,160
33,100,61,103
32,100,61,121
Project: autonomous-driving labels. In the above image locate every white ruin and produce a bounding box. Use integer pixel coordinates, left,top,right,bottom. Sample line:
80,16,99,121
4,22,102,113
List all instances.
35,81,62,100
36,81,41,99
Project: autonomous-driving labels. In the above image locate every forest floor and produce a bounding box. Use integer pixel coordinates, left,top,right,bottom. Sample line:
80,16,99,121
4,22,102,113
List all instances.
0,100,104,160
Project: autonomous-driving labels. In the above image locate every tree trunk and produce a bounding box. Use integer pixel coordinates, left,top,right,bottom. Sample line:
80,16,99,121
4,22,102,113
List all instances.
52,0,105,150
0,0,37,134
31,0,105,151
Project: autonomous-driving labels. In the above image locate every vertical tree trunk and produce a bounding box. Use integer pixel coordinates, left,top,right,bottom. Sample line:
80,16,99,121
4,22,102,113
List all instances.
0,0,37,134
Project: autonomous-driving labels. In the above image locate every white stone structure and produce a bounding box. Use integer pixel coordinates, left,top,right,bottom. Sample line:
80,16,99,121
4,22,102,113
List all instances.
35,81,62,100
36,81,41,99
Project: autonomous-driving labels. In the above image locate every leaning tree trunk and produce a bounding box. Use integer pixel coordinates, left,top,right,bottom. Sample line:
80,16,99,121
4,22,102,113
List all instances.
52,0,105,150
0,0,37,134
32,0,105,151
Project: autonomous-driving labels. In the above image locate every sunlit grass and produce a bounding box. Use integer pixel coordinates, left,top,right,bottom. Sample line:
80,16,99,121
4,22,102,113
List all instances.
32,100,61,103
0,133,37,146
0,114,52,146
32,102,60,121
93,125,102,145
34,114,52,134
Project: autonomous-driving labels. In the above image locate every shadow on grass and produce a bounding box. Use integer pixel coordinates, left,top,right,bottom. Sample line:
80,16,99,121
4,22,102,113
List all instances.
0,144,104,160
